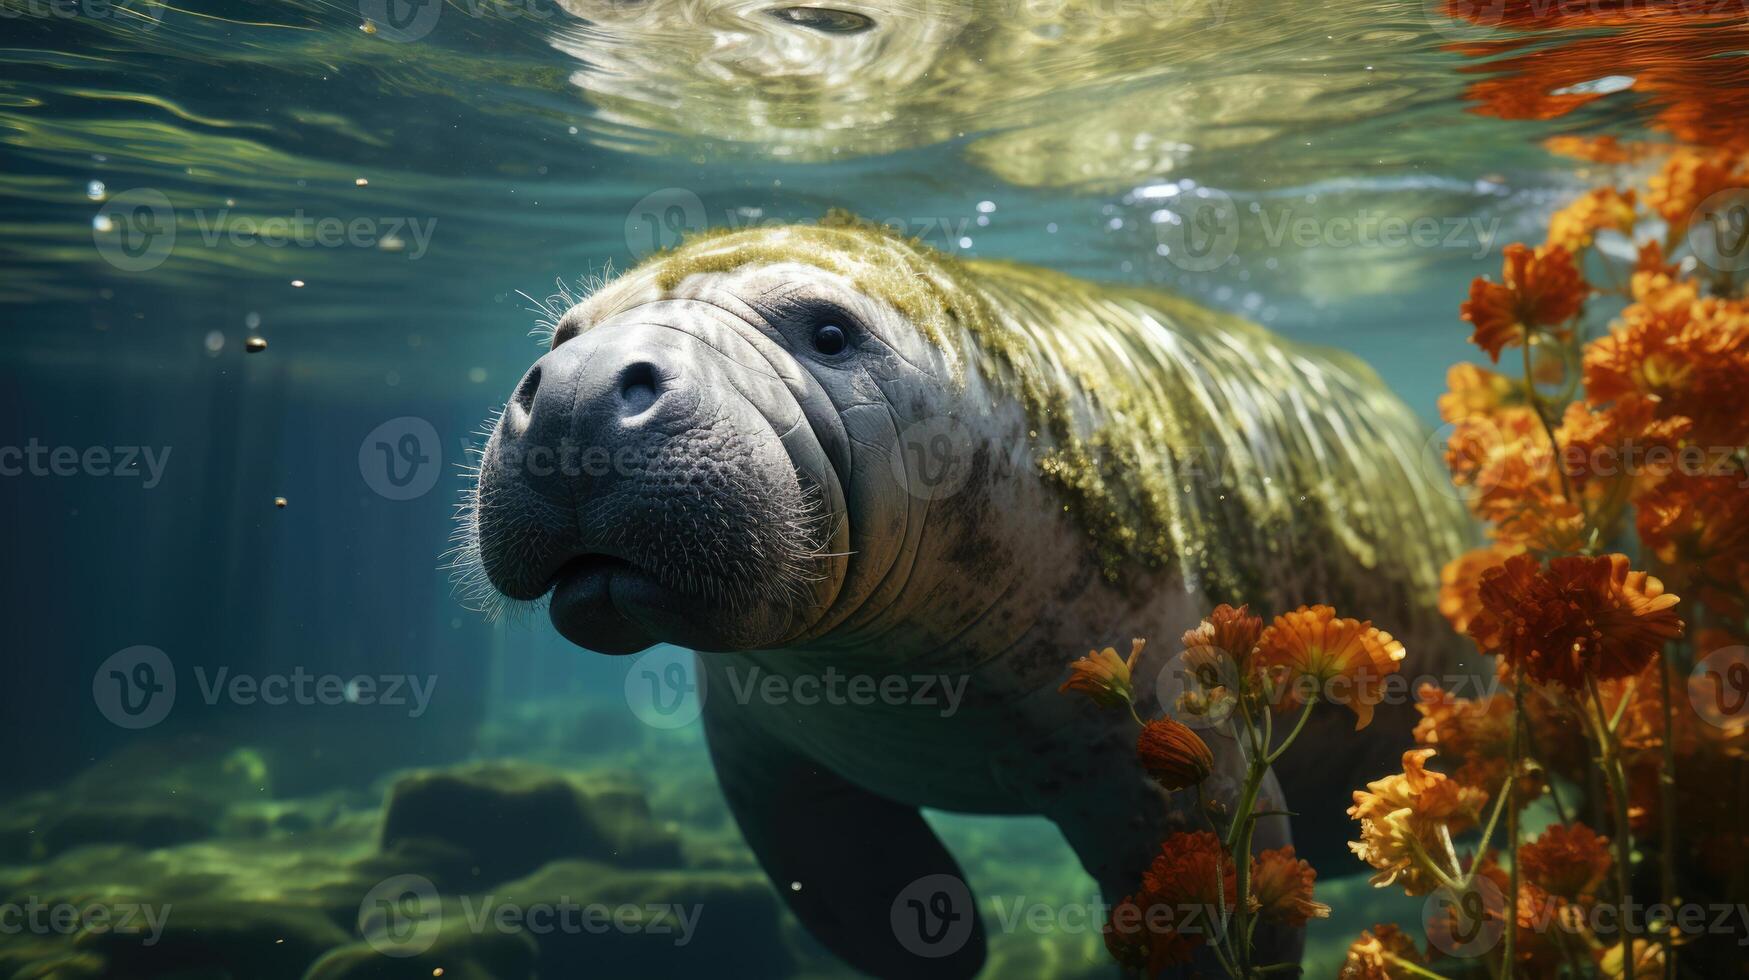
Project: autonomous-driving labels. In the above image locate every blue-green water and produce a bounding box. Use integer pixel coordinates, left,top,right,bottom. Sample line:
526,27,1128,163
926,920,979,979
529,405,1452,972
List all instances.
2,1,1740,977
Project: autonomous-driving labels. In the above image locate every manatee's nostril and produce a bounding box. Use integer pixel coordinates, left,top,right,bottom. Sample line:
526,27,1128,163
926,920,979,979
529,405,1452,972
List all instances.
513,364,542,416
618,362,661,415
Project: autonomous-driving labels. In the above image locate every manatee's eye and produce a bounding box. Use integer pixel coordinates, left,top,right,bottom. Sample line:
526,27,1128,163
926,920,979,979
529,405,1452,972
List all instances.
811,323,848,356
767,6,874,34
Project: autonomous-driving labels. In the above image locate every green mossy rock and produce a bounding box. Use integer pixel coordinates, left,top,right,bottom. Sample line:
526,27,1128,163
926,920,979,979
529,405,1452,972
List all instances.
78,899,349,980
304,910,538,980
378,762,681,886
482,859,794,979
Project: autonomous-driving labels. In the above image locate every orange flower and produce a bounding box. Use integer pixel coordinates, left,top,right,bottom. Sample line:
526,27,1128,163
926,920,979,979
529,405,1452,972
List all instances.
1179,602,1263,680
1437,363,1521,425
1461,243,1586,362
1547,187,1638,253
1584,286,1749,449
1444,402,1541,491
1102,894,1162,971
1348,749,1490,895
1633,239,1677,278
1636,475,1749,618
1134,718,1214,791
1251,846,1330,927
1509,881,1589,976
1520,822,1612,906
1060,638,1144,709
1552,397,1692,514
1105,830,1235,970
1256,605,1406,730
1645,147,1742,230
1439,542,1525,638
1542,135,1661,165
1339,923,1424,980
1412,683,1534,797
1469,553,1683,689
1441,402,1589,553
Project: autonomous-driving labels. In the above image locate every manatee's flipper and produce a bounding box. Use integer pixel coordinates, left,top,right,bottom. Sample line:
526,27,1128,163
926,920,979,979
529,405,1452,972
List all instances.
1273,695,1420,871
703,705,987,980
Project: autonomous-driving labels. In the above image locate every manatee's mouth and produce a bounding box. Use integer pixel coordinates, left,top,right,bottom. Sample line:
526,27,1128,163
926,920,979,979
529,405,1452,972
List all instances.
545,553,670,655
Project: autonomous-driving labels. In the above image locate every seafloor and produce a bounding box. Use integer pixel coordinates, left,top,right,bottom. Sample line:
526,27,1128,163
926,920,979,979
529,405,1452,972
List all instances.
2,698,1416,978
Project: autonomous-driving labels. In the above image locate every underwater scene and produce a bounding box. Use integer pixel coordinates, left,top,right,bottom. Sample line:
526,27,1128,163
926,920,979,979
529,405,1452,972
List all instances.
5,0,1749,977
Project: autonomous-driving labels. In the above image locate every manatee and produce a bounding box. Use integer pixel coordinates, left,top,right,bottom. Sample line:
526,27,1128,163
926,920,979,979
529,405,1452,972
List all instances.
457,215,1471,977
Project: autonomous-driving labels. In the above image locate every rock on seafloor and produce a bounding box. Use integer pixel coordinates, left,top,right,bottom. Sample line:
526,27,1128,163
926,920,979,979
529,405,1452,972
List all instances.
0,748,795,980
379,761,683,885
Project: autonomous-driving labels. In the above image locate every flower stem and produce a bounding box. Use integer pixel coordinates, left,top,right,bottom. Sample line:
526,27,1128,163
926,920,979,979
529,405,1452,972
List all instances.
1384,953,1457,980
1265,699,1316,765
1586,674,1637,980
1657,645,1680,980
1502,672,1525,975
1229,757,1263,977
1521,336,1577,507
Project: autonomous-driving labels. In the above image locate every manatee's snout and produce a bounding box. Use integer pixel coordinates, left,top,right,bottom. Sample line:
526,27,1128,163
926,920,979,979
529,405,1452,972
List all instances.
471,300,847,655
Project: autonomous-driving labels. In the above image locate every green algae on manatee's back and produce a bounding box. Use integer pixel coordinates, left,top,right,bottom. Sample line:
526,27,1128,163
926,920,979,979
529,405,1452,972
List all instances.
591,214,1471,630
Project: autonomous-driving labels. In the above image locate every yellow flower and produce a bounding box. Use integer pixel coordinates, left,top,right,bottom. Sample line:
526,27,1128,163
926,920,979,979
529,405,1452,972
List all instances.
1060,638,1144,709
1546,187,1637,252
1437,363,1520,425
1348,749,1490,896
1645,148,1740,231
1339,924,1424,979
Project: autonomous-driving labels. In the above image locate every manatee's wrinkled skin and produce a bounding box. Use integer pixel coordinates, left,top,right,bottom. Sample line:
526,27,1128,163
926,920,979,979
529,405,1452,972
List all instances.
548,0,1422,189
464,219,1472,978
